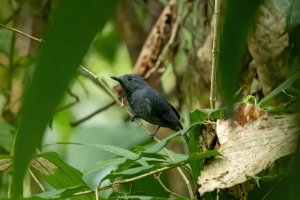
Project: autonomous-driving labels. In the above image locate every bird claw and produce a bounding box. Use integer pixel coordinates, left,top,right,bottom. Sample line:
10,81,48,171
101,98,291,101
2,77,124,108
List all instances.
121,98,125,108
149,133,155,139
130,115,137,121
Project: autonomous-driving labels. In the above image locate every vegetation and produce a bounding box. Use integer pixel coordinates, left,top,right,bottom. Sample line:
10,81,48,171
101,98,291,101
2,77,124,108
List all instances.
0,0,300,199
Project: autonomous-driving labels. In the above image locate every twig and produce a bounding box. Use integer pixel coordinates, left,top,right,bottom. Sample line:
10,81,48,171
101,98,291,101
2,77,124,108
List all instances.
95,187,99,200
154,173,186,199
71,166,171,197
0,24,43,43
210,0,221,109
29,169,45,192
56,89,80,112
70,101,116,127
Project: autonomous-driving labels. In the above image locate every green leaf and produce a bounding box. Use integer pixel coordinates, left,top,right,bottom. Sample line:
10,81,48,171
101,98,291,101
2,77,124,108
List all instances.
144,132,181,154
0,155,12,171
145,123,202,154
12,0,119,195
109,196,187,200
219,0,261,116
34,186,85,199
0,121,14,152
188,109,223,183
190,109,224,122
108,151,218,178
31,152,93,200
272,0,300,32
93,22,121,63
258,71,300,107
84,157,127,175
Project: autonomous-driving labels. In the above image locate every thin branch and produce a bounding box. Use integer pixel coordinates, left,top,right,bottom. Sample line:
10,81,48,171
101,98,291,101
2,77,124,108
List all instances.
210,0,221,109
56,89,80,112
29,169,45,192
154,173,186,199
70,100,116,127
0,24,43,43
95,187,99,200
71,166,171,197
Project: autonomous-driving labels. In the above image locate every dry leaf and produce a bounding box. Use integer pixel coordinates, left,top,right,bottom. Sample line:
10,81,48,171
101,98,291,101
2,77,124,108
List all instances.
234,103,265,126
198,113,300,195
248,0,289,95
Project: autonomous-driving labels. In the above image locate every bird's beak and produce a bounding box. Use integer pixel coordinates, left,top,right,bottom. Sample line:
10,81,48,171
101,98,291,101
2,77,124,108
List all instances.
110,76,122,83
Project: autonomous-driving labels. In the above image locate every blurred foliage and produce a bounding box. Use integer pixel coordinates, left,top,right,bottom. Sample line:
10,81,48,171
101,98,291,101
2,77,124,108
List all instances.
0,0,299,199
92,22,122,64
272,0,300,32
11,0,119,196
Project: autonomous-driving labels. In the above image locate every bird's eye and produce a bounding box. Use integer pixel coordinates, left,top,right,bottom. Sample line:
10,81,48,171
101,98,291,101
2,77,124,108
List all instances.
128,76,132,81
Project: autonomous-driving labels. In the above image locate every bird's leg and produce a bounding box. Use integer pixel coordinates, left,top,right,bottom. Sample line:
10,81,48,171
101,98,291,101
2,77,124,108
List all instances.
130,114,138,121
120,98,125,108
150,126,161,138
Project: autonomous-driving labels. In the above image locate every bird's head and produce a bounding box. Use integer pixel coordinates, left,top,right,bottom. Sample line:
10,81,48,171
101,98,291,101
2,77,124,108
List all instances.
111,74,148,95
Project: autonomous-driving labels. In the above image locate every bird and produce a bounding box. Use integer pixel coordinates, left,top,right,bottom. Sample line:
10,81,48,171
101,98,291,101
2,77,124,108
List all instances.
111,74,189,144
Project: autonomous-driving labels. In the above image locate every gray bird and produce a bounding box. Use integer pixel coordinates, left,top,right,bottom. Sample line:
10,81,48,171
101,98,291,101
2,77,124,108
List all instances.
111,74,188,144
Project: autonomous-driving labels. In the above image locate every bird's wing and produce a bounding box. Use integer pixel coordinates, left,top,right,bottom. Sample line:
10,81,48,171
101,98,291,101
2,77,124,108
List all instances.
145,90,180,122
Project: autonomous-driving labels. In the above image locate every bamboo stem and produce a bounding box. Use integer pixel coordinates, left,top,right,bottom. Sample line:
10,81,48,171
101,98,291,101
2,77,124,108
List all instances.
210,0,221,109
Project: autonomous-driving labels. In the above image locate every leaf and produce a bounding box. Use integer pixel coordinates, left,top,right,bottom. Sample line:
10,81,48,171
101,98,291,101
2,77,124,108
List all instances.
188,114,203,184
187,110,224,183
12,0,119,195
272,0,300,32
0,121,14,152
109,196,187,200
31,152,94,200
93,22,121,63
258,71,300,107
190,109,224,122
219,0,261,116
108,151,218,179
0,155,12,171
144,123,202,154
34,186,84,199
144,131,181,154
83,157,127,175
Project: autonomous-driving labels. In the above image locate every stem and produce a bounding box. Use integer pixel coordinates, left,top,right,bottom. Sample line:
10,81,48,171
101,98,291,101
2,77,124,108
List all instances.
29,169,44,192
0,24,43,43
71,166,171,197
155,173,187,199
210,0,221,109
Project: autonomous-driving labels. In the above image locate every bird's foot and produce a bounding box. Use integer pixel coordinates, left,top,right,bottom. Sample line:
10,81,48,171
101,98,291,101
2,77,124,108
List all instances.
130,115,138,121
121,98,125,108
149,132,157,139
149,126,160,139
